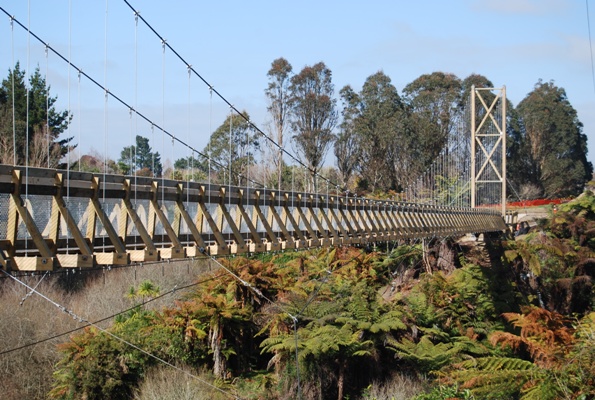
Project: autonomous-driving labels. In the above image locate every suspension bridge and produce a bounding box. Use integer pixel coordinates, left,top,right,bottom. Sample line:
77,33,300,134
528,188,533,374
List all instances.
0,2,508,271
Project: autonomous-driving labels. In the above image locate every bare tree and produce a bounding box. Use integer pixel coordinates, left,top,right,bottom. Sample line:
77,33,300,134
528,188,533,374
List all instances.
28,126,62,168
0,104,16,164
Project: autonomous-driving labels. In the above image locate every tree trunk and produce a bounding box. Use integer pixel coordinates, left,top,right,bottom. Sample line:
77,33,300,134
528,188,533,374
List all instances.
337,360,346,400
209,321,226,379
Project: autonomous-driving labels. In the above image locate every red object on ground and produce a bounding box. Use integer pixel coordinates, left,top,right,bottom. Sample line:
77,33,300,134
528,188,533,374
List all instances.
507,198,565,208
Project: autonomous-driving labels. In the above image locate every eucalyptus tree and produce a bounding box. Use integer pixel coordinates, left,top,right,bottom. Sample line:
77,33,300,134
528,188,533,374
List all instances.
505,105,537,199
354,71,410,192
402,72,463,171
460,73,495,110
334,85,361,188
289,62,338,192
515,80,592,197
265,57,293,190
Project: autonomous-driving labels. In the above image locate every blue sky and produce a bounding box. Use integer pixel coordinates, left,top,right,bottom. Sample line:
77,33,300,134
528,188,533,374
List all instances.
1,0,594,169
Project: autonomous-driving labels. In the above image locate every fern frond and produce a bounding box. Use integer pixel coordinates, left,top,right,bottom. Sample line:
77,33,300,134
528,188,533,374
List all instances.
455,356,535,371
490,331,524,351
444,356,538,399
504,249,520,262
521,377,562,400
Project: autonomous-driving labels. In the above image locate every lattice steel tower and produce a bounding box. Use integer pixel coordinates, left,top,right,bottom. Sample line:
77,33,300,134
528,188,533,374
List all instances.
470,86,507,216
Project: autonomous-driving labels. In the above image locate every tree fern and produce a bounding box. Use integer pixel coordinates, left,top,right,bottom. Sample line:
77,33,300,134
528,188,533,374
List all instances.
368,309,407,333
559,190,595,219
387,334,487,374
404,263,504,337
440,356,538,399
376,244,423,273
492,307,574,368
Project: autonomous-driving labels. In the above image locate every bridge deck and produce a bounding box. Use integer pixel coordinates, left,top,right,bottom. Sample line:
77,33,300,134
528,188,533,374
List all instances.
0,165,506,271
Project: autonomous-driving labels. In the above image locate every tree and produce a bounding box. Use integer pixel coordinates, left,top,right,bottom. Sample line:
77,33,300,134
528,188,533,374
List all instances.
515,80,592,198
505,104,535,198
173,154,207,181
28,125,63,168
265,58,293,190
174,154,201,170
0,62,72,167
118,135,162,177
201,110,259,186
460,74,495,109
352,71,409,192
441,307,583,400
73,150,118,174
50,313,158,400
260,248,405,400
403,72,463,173
127,280,160,306
289,62,338,191
334,85,361,189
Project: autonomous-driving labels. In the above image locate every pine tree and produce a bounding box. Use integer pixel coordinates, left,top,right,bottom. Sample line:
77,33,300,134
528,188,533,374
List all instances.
0,62,72,167
118,135,162,177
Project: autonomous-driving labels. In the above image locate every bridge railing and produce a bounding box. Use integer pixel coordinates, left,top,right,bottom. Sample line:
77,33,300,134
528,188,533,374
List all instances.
0,165,506,271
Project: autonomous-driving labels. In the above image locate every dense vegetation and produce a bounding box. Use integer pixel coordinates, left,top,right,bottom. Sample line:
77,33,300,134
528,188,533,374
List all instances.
34,193,593,399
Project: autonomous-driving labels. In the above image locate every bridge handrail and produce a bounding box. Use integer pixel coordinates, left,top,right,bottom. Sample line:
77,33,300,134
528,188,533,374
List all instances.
0,165,506,271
